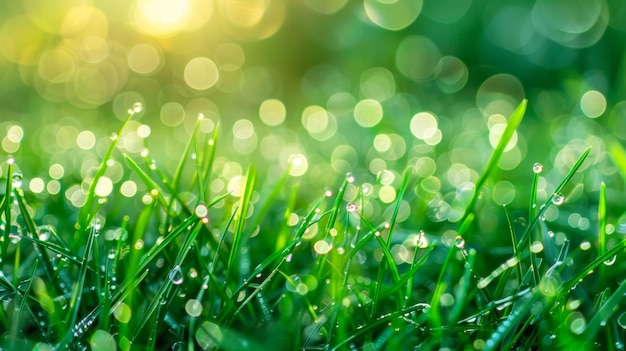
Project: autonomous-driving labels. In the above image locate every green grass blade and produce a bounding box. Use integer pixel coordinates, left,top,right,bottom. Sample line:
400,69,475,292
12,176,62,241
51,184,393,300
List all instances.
583,279,626,343
606,135,626,186
558,239,626,299
382,245,435,300
250,165,292,232
226,165,256,283
8,259,38,346
123,154,169,209
58,222,98,348
461,99,527,238
516,147,591,253
2,160,13,263
12,189,57,290
132,221,203,340
597,181,607,284
77,112,133,234
198,122,220,202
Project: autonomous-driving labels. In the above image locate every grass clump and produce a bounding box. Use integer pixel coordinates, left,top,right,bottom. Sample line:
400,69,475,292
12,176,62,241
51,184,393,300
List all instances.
1,100,625,350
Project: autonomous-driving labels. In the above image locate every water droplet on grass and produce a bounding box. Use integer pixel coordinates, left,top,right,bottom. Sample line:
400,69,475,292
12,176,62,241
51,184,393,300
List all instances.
132,102,143,113
603,255,617,265
12,172,23,188
169,265,184,285
346,172,355,183
454,235,465,249
552,193,565,205
111,133,119,141
416,231,429,248
533,163,544,173
346,202,357,212
7,155,15,165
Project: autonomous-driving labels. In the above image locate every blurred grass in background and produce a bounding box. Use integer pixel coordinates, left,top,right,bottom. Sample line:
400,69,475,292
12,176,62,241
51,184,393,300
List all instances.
1,0,626,282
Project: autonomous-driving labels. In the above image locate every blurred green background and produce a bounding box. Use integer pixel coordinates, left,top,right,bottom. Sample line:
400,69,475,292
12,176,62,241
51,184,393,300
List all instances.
1,0,626,247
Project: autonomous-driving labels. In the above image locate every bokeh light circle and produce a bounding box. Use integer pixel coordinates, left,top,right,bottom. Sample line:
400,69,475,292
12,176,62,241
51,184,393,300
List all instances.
354,99,383,128
396,36,441,81
364,0,423,31
184,57,219,91
476,74,525,117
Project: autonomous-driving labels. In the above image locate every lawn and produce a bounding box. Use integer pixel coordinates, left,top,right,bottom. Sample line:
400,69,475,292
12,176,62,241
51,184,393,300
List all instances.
1,1,626,350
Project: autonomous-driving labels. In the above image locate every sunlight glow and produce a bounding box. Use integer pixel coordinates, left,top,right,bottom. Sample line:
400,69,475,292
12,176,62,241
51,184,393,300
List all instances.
134,0,191,36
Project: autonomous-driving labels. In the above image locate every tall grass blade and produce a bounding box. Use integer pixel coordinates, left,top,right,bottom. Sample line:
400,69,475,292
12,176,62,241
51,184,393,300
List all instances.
461,99,527,239
226,165,256,283
597,181,607,284
1,160,13,263
77,112,133,235
516,147,591,252
58,221,98,348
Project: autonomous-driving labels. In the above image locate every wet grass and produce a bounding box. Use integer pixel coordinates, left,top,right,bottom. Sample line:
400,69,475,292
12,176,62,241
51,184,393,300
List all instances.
1,100,626,350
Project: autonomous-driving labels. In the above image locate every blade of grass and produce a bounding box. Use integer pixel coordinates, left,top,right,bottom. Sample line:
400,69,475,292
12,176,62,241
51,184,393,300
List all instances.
250,164,292,232
583,279,626,343
77,111,133,235
558,239,626,299
58,221,98,348
329,302,430,351
132,221,203,340
124,154,169,209
460,99,527,240
370,169,411,317
2,159,13,263
12,189,59,293
597,181,607,284
200,123,219,201
8,259,39,350
515,147,591,253
226,165,256,283
606,135,626,187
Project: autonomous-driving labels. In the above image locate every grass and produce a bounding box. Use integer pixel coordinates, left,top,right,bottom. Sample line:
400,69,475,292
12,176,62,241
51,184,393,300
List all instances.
1,99,626,350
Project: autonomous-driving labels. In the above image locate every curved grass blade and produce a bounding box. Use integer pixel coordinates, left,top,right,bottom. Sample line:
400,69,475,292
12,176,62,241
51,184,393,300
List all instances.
77,112,134,235
460,99,527,239
123,154,169,209
583,278,626,343
515,147,591,253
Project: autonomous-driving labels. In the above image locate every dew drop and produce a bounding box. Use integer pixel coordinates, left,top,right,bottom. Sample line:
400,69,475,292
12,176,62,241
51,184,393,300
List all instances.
11,172,23,188
168,265,184,285
324,189,333,197
416,230,429,248
7,155,15,165
533,163,544,174
346,202,357,212
93,217,103,231
346,172,355,183
552,193,565,206
454,235,465,249
132,102,143,113
603,255,617,266
111,133,119,141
